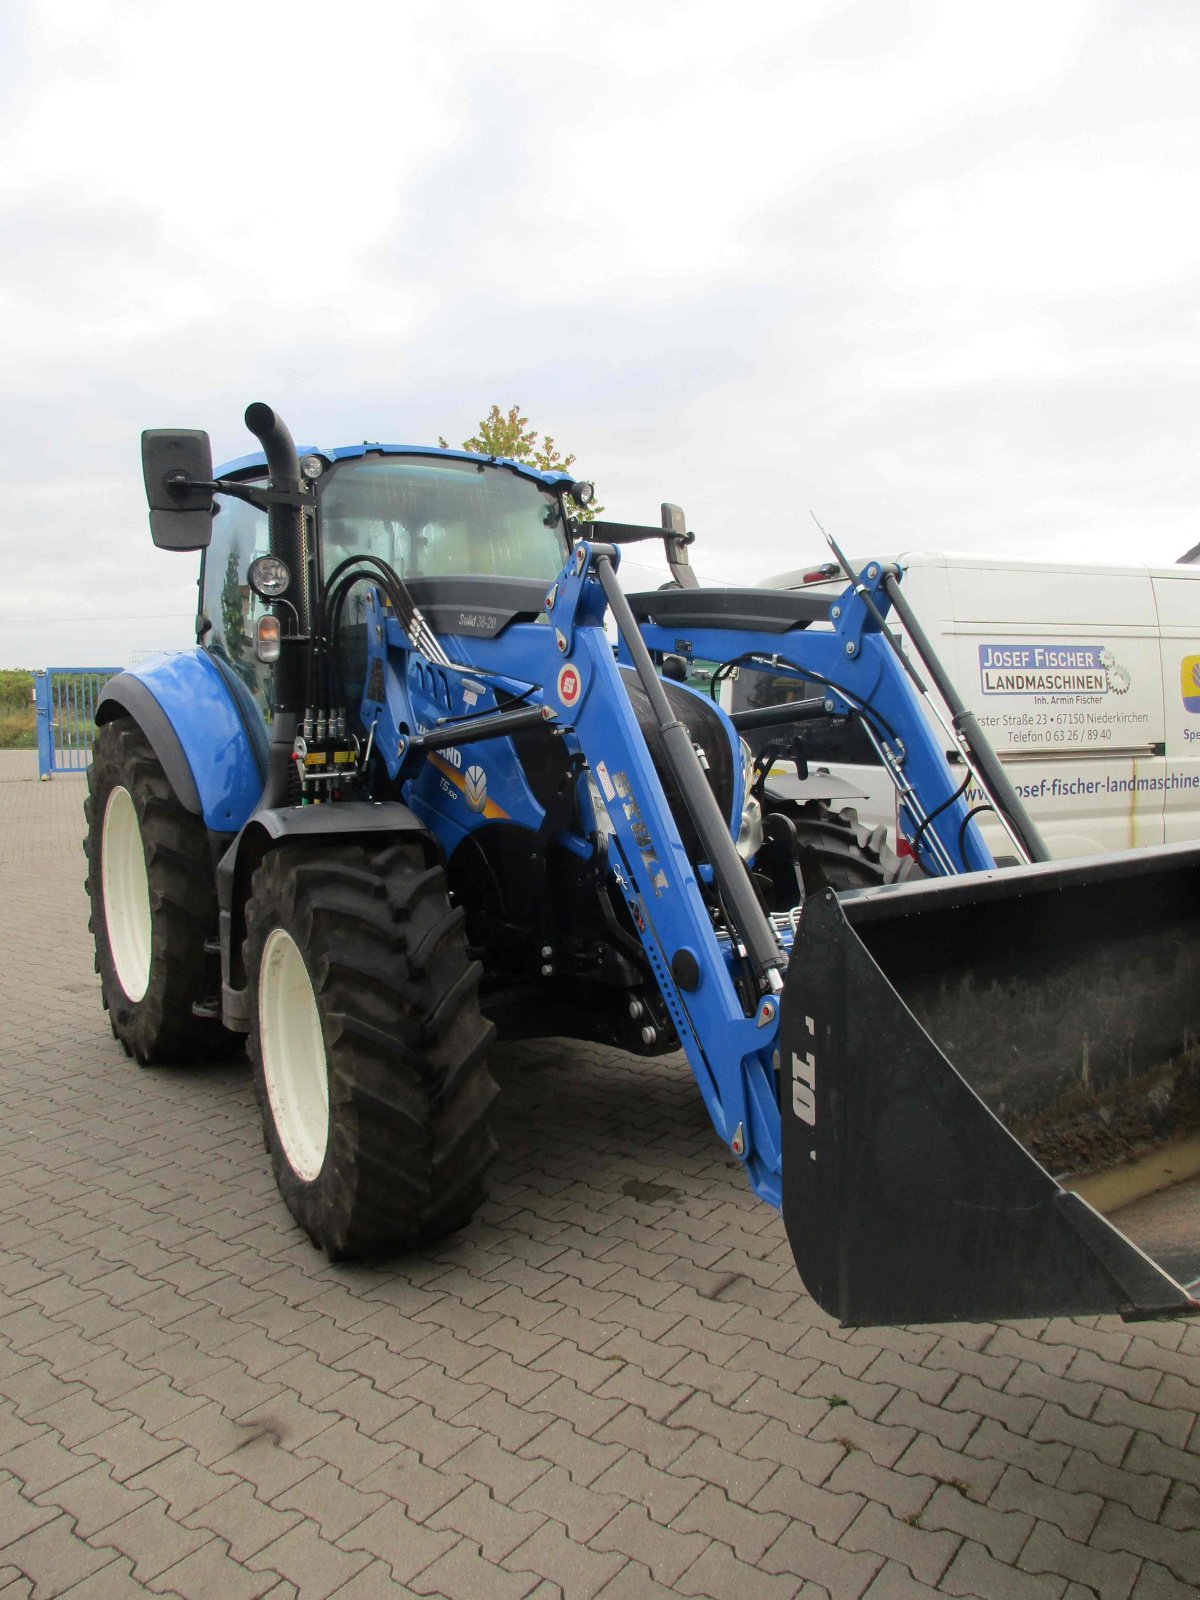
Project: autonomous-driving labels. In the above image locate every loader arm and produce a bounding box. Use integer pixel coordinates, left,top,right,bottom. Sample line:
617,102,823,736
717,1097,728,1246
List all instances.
530,542,1199,1324
352,538,932,1205
343,533,1200,1324
626,566,999,878
484,540,1002,1207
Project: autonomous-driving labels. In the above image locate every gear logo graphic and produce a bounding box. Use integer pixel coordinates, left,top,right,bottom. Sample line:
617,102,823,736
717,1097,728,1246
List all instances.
1098,648,1131,695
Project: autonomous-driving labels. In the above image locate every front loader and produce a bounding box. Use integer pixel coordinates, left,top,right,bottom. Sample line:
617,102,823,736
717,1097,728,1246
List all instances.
86,403,1200,1325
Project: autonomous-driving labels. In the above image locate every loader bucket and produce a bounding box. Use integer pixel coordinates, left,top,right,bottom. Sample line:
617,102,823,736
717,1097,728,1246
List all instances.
780,844,1200,1326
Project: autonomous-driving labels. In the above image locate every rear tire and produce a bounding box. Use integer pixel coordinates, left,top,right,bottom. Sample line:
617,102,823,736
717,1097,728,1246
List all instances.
245,840,497,1258
786,798,919,893
85,717,233,1064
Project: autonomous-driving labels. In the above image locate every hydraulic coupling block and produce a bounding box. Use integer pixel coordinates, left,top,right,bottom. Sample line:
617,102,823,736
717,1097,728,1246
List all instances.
293,708,358,803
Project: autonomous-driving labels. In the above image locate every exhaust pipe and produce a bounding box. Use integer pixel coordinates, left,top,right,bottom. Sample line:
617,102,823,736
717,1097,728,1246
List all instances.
243,403,310,805
244,402,300,488
243,403,308,633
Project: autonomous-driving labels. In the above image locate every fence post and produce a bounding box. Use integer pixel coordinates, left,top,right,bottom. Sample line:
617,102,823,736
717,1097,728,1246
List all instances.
33,671,53,781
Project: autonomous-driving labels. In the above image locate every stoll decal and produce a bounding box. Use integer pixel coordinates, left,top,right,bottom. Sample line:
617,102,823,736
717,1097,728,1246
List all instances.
557,662,583,708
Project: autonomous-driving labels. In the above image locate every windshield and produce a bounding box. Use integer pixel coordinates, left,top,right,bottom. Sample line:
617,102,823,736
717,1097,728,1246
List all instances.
319,455,568,582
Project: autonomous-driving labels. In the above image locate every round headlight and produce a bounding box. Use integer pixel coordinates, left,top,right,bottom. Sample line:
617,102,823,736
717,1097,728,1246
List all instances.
301,454,325,480
247,554,291,598
569,480,595,507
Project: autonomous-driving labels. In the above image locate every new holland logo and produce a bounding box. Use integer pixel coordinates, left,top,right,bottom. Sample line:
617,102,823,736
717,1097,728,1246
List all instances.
464,765,488,813
1181,656,1200,714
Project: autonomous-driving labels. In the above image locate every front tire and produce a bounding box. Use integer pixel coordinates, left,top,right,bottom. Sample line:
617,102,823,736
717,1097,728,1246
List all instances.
245,840,497,1258
85,717,231,1064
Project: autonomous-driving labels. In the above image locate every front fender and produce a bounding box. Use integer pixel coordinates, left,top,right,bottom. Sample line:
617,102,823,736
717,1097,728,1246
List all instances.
216,800,434,1030
97,650,267,832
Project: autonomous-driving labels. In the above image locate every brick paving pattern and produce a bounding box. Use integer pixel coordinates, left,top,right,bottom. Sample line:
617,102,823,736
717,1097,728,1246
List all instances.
0,747,1197,1597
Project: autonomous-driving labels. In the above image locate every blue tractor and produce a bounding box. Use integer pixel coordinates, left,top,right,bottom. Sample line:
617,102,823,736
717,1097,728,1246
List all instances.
85,403,1200,1325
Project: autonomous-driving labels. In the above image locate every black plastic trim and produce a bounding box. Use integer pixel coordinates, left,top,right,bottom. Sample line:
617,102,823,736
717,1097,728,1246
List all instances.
245,801,430,843
625,587,829,633
404,576,549,637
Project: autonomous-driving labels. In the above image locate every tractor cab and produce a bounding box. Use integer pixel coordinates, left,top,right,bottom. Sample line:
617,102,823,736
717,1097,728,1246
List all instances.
196,444,578,713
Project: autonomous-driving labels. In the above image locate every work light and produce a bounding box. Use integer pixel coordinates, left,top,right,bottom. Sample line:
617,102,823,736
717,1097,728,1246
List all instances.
248,554,291,598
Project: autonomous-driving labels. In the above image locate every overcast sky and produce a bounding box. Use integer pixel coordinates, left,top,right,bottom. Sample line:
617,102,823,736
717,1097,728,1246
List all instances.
2,0,1199,666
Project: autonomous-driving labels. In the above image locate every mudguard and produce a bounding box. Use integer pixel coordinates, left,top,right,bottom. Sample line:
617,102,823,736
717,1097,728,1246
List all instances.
234,800,432,851
216,799,434,1031
97,650,267,832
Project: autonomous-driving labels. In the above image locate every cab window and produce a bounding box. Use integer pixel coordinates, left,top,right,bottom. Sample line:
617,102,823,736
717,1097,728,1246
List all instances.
319,456,567,582
201,486,273,712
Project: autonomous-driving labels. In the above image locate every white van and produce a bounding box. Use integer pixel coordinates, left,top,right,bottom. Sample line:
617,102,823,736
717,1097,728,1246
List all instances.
741,551,1200,861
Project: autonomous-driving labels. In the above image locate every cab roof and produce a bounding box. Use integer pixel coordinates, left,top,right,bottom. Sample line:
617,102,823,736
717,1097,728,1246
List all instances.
214,441,575,490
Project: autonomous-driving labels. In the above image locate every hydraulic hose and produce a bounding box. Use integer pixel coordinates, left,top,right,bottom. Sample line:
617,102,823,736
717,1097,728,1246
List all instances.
819,522,1048,866
594,551,785,984
881,574,1049,864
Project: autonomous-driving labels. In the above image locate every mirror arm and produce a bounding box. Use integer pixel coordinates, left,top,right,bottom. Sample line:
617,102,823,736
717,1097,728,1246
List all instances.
171,477,312,513
665,531,699,589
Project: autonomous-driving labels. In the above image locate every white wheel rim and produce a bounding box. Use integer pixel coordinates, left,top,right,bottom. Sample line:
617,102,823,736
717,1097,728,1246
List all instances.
102,785,152,1002
258,927,330,1182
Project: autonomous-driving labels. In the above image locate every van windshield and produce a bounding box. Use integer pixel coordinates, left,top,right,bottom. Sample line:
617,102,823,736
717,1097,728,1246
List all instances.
318,456,568,582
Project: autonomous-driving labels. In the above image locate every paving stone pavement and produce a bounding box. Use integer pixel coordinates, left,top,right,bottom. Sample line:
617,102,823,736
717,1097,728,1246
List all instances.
0,746,1197,1599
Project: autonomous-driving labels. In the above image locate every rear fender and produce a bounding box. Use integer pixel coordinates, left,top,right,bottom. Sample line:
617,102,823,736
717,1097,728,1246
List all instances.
96,651,267,832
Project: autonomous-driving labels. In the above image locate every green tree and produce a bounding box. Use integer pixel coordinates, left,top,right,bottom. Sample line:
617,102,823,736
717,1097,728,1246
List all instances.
440,405,603,521
0,669,35,749
0,670,33,713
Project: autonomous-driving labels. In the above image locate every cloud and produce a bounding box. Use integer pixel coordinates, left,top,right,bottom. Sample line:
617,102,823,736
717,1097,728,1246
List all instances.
890,149,1200,297
1,0,1199,666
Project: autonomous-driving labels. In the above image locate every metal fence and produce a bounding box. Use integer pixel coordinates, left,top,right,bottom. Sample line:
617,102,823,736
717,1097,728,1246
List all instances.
34,668,122,780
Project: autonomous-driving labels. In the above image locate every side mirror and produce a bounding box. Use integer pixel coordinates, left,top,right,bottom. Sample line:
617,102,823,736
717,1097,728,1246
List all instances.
141,429,215,550
661,502,699,590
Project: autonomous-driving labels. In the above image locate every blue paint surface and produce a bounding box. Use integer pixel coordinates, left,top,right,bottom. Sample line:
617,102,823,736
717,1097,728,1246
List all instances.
122,650,265,831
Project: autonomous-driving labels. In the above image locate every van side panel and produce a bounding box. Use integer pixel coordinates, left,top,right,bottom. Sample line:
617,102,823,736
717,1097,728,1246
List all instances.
757,553,1195,862
1151,571,1200,843
941,561,1164,857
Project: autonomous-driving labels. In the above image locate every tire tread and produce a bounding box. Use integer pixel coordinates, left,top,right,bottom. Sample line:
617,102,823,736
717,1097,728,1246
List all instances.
84,718,234,1064
245,840,497,1259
